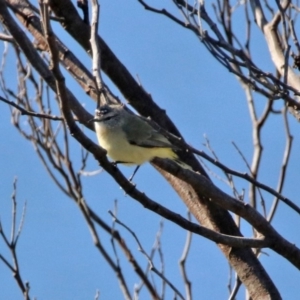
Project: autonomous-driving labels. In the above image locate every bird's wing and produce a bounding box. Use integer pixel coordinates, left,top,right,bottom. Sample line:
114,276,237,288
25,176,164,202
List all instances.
123,114,173,148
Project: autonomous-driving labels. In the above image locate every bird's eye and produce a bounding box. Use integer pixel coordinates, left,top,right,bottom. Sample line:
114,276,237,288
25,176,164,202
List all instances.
100,109,108,114
96,108,108,116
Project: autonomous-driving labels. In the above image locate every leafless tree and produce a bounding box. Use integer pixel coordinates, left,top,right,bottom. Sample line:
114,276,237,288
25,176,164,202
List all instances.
1,0,300,299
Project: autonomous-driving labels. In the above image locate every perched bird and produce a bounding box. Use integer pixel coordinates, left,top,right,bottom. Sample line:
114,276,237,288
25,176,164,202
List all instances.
92,104,190,178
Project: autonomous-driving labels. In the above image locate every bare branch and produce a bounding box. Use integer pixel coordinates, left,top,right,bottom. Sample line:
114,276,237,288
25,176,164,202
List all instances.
179,212,192,300
90,0,106,106
109,211,184,299
0,179,30,300
268,106,293,222
0,95,64,120
0,33,14,42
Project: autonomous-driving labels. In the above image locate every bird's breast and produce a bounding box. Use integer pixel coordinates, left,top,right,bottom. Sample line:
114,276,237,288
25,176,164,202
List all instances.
94,122,176,165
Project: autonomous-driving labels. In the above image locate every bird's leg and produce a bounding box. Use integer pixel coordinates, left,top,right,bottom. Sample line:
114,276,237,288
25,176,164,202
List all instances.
129,165,140,182
112,161,140,182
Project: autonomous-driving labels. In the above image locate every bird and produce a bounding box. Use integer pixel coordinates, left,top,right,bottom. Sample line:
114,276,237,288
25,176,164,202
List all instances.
92,104,190,179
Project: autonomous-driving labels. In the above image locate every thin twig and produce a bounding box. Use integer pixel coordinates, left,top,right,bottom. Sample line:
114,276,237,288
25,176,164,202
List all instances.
109,211,184,299
268,106,293,222
0,179,30,300
179,212,192,300
0,95,64,120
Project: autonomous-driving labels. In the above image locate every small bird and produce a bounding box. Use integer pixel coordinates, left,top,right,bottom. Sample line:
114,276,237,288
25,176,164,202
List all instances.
92,104,190,178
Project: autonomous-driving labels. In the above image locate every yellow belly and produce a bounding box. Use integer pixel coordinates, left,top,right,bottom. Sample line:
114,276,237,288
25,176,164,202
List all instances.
95,123,176,165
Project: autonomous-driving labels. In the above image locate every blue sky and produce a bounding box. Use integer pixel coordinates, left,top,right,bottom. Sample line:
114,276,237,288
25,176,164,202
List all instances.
1,1,300,299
